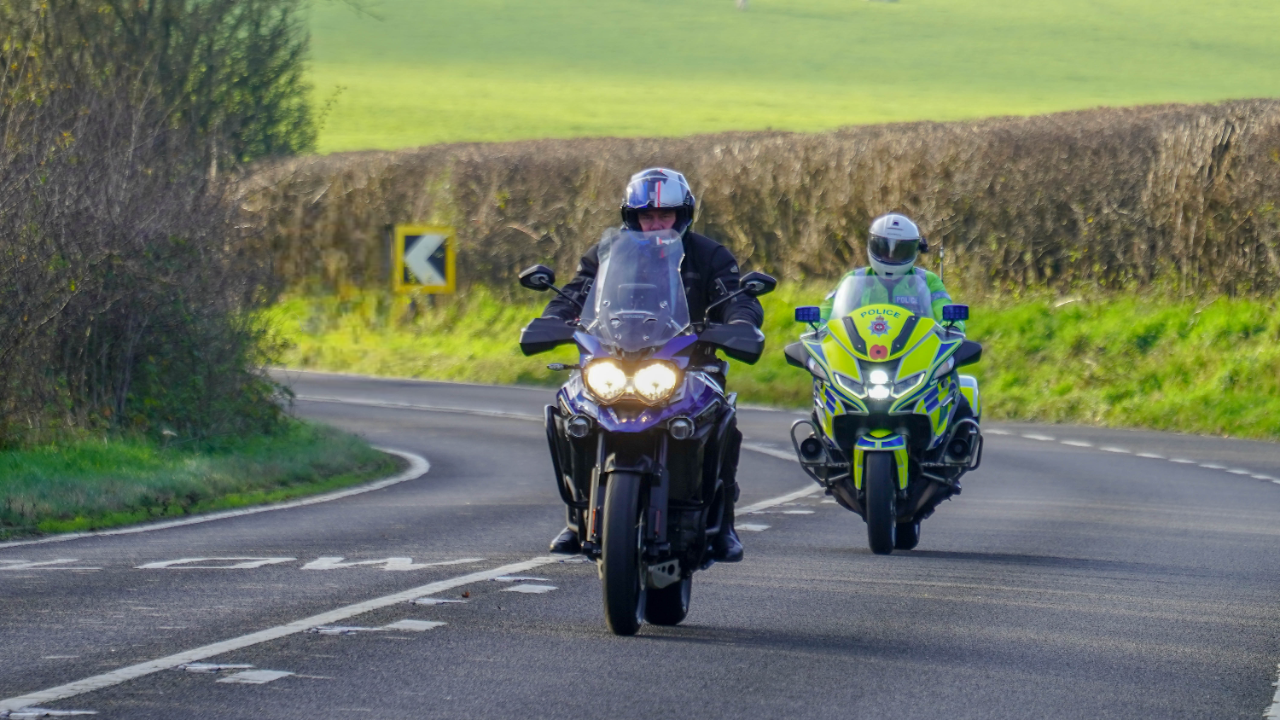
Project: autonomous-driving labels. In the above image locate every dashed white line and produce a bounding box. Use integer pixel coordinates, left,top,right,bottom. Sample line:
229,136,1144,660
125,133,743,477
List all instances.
502,584,557,594
1227,469,1253,476
1200,463,1227,470
0,556,558,712
1099,446,1131,454
216,670,293,685
1022,433,1055,442
985,428,1011,436
1264,663,1280,719
1136,452,1165,459
1169,458,1196,464
1059,439,1092,448
737,523,771,532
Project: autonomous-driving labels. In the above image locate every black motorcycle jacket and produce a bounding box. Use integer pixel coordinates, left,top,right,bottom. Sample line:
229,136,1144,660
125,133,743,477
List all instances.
541,230,765,329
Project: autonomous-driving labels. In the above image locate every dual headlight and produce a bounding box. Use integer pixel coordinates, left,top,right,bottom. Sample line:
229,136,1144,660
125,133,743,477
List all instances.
583,359,681,404
835,366,925,401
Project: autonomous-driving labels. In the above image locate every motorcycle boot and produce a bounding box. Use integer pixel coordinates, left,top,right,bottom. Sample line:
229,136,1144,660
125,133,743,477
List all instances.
549,526,580,554
709,425,744,563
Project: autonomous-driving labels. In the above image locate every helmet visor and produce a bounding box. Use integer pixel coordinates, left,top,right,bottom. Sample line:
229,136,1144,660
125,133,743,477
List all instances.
868,234,919,266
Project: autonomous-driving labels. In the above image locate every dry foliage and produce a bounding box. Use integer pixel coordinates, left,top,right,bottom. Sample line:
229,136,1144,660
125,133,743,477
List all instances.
241,100,1280,298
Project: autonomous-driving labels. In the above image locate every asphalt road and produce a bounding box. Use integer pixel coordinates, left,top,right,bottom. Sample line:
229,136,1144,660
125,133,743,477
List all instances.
4,369,1280,719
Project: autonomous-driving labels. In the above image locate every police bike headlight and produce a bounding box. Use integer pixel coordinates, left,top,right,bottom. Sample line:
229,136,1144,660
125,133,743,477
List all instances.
633,361,680,403
584,360,627,402
863,368,893,401
893,372,925,396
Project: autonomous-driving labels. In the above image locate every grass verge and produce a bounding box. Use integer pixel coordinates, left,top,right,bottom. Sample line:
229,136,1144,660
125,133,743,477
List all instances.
0,421,402,540
272,286,1280,441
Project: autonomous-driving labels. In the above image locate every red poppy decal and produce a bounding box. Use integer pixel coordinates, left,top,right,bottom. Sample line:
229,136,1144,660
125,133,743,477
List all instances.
870,345,889,360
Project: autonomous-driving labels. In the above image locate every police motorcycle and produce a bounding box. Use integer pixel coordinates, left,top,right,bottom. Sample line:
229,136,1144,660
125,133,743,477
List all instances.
784,271,984,554
518,228,775,635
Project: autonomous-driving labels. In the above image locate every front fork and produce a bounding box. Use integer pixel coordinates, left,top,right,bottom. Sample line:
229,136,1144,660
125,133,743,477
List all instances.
582,433,670,559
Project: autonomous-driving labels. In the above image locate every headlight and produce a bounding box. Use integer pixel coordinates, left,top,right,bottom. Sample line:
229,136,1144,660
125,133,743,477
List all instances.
835,372,865,397
868,369,890,385
584,360,627,401
893,372,925,396
634,362,679,403
865,367,891,400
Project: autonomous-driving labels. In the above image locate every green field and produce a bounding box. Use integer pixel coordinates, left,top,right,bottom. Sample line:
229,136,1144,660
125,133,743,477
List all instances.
310,0,1280,153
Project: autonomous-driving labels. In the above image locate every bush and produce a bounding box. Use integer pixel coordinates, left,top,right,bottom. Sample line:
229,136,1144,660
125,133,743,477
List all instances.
241,100,1280,299
0,0,314,446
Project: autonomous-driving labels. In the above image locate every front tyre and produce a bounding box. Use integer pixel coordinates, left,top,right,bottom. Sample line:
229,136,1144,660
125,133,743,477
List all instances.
865,453,897,555
645,576,692,626
601,471,645,636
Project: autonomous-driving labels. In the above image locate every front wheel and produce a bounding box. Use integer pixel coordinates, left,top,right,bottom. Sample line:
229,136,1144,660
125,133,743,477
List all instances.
645,575,692,626
601,471,645,636
864,453,897,555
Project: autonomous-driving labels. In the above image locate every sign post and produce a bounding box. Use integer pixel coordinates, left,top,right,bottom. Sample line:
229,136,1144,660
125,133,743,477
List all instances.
392,225,456,294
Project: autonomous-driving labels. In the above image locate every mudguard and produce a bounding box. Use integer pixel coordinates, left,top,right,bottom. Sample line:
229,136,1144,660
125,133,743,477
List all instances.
852,430,909,491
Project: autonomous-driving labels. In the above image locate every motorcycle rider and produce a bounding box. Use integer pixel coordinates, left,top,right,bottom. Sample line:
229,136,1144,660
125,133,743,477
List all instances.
540,167,764,562
819,212,963,331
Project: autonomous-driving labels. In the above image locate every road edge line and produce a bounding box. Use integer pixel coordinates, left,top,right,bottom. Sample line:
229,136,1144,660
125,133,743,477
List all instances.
0,448,429,551
0,556,558,712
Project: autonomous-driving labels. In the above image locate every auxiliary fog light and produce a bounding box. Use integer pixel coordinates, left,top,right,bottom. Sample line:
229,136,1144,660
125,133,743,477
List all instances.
634,362,680,403
584,360,627,402
566,415,592,439
668,417,695,440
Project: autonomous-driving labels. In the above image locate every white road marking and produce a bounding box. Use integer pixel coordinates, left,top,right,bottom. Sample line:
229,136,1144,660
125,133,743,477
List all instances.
295,395,540,423
1136,452,1165,459
820,499,838,504
1200,463,1227,470
3,709,97,717
1227,469,1253,476
1022,433,1055,441
1169,458,1196,464
136,558,294,570
740,485,823,514
0,556,558,712
985,428,1011,436
781,510,815,515
1254,475,1278,481
178,663,253,674
0,449,428,551
412,598,466,606
502,584,557,594
737,524,771,532
1264,663,1280,719
382,620,445,632
307,626,380,635
491,575,549,582
0,560,100,571
216,670,293,685
1060,440,1092,448
301,557,484,572
1099,446,1130,454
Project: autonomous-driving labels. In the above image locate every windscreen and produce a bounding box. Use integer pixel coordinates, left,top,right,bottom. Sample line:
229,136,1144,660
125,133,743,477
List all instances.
830,269,934,320
580,228,690,354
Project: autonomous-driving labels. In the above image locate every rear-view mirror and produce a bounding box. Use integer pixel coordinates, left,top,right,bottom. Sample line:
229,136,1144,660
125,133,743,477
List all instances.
518,264,556,292
739,271,777,297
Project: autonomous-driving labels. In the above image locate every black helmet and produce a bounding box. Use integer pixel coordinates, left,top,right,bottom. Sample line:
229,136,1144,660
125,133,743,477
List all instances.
620,168,696,235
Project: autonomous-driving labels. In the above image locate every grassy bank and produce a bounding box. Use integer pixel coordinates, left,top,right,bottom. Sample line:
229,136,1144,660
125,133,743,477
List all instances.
0,422,401,540
309,0,1280,151
273,286,1280,441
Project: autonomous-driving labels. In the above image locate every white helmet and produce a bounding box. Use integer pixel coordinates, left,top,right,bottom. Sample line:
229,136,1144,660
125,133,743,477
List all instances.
867,213,924,279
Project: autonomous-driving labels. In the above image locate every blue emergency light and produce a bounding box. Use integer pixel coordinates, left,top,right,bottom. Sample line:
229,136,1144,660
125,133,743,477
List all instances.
942,304,969,323
795,306,821,324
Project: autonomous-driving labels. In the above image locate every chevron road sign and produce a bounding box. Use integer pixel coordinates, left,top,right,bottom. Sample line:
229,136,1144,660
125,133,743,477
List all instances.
393,225,456,294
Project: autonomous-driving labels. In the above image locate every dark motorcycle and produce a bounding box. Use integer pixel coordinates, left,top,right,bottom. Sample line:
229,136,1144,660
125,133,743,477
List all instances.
518,228,774,635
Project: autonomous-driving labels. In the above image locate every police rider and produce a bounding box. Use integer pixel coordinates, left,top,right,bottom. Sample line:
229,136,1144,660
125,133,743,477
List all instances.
540,168,764,562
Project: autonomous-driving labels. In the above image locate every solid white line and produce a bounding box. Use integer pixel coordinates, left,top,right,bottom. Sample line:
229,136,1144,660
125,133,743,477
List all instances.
1264,664,1280,719
296,395,541,423
0,449,429,551
0,556,558,712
